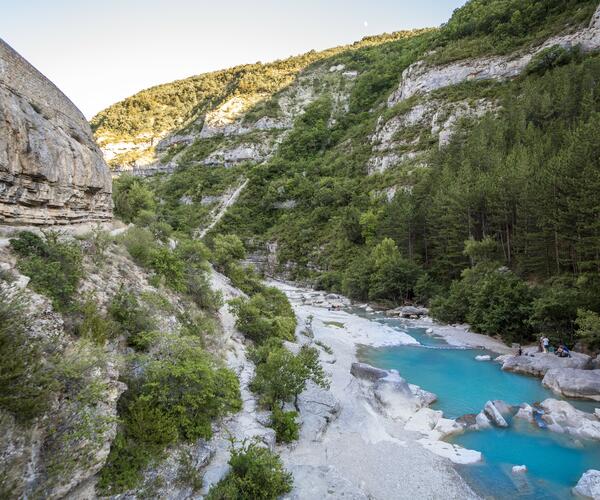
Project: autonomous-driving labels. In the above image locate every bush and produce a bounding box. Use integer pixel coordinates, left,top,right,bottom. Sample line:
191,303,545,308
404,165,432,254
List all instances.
250,344,327,406
526,45,579,75
211,234,246,271
0,289,55,421
100,337,242,493
270,407,299,443
229,287,297,344
141,339,242,441
75,294,116,344
109,287,158,350
120,226,157,265
113,175,156,223
206,441,293,500
528,276,592,344
227,262,265,296
10,231,83,311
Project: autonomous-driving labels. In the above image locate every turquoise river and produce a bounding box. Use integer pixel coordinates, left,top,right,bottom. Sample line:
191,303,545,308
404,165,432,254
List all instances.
359,313,600,499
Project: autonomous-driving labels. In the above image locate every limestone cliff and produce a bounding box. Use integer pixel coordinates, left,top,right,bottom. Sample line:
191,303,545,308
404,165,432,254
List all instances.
0,39,112,225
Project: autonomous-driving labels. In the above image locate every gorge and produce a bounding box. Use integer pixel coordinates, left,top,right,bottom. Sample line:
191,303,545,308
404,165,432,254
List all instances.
2,1,600,499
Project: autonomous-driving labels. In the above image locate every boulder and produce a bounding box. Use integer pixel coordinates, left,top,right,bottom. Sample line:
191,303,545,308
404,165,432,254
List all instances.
514,403,534,423
501,352,591,378
475,355,491,361
373,372,436,421
512,465,527,474
539,399,600,441
297,381,340,442
385,305,429,318
350,362,389,382
573,469,600,499
483,400,509,428
542,368,600,401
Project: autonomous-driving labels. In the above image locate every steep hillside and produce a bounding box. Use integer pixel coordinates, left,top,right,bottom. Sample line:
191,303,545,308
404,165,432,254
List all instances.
0,39,112,225
104,0,600,344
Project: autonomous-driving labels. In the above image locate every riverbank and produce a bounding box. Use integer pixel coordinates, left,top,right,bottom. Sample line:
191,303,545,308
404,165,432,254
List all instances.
270,281,479,499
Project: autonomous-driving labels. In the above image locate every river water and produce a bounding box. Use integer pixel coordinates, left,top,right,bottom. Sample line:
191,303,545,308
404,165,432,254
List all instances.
358,313,600,499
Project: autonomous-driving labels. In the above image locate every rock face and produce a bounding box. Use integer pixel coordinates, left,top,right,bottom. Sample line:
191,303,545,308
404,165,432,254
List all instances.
501,352,591,377
387,5,600,106
574,469,600,499
543,368,600,401
0,39,111,225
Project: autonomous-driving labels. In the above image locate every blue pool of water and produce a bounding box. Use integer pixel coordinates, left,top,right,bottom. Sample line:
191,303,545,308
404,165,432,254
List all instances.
358,314,600,498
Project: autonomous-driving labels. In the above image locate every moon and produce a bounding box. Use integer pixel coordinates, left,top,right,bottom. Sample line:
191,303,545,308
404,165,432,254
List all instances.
364,21,369,27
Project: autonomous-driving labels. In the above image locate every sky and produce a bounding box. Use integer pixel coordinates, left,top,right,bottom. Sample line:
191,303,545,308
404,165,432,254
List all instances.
1,0,466,118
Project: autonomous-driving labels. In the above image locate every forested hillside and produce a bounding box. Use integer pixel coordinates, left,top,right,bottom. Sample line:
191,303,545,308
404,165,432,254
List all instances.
104,0,600,349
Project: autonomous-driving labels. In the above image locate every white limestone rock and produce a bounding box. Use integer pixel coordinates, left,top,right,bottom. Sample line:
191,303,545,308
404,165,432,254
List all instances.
573,469,600,499
387,5,600,107
417,438,482,465
502,352,591,377
540,399,600,441
542,368,600,402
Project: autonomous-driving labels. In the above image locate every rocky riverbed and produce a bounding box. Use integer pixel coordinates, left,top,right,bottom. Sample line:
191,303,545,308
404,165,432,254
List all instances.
267,281,479,499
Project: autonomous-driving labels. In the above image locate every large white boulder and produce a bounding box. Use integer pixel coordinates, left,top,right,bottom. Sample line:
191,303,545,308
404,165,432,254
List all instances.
502,352,591,377
573,469,600,499
542,368,600,401
540,399,600,441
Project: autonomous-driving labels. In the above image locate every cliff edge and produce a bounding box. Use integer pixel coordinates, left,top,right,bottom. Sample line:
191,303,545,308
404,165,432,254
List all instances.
0,38,111,225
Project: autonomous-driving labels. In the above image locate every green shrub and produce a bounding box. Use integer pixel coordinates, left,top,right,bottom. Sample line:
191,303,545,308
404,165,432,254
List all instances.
526,45,579,75
250,344,328,406
100,338,242,493
227,262,265,296
206,441,292,500
229,287,297,344
109,287,158,349
120,226,157,265
185,269,223,312
10,231,83,311
270,407,299,443
0,289,55,421
212,234,246,271
113,175,156,223
148,246,186,291
75,294,116,344
141,339,242,441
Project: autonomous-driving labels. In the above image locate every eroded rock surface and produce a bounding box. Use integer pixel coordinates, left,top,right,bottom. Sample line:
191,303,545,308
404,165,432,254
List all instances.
0,39,112,225
387,5,600,106
501,352,591,377
574,469,600,499
543,368,600,401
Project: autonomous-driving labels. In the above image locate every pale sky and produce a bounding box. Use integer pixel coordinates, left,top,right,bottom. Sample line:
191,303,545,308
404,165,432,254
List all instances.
1,0,465,118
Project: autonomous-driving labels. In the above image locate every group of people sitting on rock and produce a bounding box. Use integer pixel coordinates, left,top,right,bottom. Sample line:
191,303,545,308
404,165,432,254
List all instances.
538,336,571,357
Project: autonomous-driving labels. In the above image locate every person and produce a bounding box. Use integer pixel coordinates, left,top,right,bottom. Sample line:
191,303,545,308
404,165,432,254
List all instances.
542,336,550,353
517,344,523,356
556,344,571,358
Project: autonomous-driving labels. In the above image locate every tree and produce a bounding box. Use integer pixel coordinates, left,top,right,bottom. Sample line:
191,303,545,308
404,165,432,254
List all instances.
575,309,600,350
211,234,246,271
250,344,328,407
368,238,422,303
